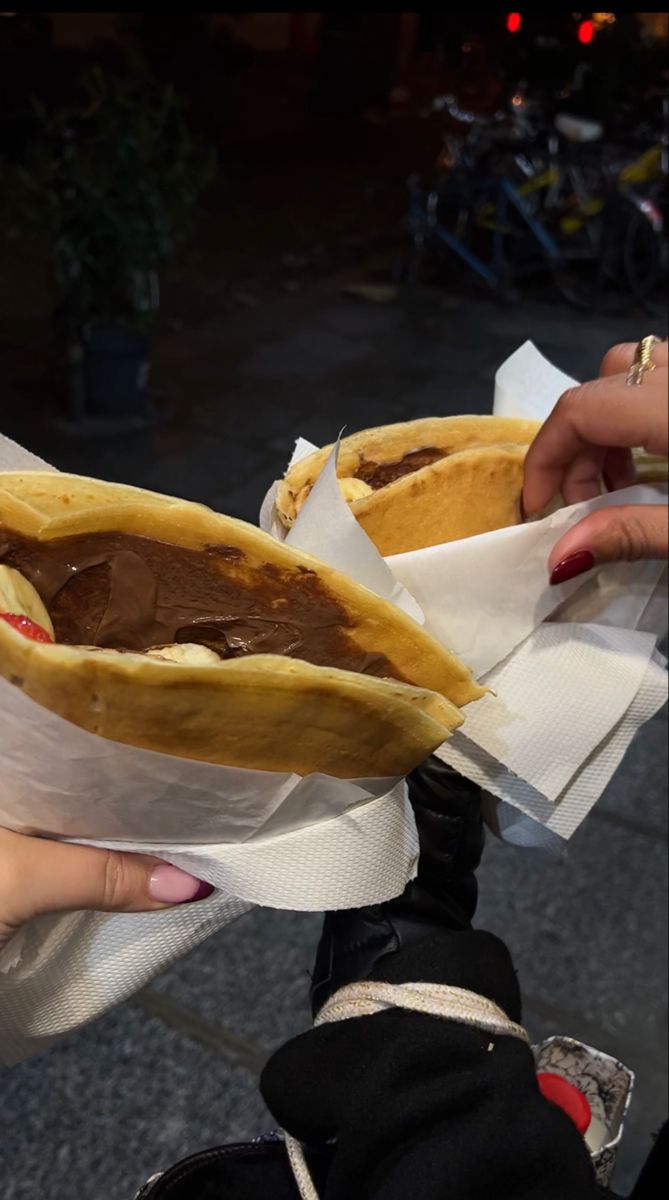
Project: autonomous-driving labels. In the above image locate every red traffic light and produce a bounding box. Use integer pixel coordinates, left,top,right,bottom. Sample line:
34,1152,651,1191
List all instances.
578,19,594,44
506,12,522,33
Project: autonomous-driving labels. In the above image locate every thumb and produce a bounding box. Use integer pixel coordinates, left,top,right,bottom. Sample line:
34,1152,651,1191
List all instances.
0,826,212,934
549,504,669,583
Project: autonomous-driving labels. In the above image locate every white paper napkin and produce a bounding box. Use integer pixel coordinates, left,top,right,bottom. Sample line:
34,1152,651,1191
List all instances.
285,434,424,624
445,648,668,844
0,433,418,1061
260,343,668,845
444,623,657,802
493,338,577,421
387,486,666,677
0,675,401,846
0,675,417,1065
0,774,416,1063
271,451,666,676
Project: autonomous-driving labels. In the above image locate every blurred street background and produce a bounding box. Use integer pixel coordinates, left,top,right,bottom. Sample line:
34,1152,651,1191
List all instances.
0,12,667,1199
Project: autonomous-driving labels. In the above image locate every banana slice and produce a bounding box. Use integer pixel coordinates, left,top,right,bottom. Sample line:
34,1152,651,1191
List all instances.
145,643,222,665
0,565,55,638
284,476,373,526
339,477,374,504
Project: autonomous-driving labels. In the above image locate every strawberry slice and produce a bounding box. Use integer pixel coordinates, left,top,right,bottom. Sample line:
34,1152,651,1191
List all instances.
0,612,54,643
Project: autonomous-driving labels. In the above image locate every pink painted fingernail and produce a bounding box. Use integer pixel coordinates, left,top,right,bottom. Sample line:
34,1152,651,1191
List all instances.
550,550,595,586
149,865,214,904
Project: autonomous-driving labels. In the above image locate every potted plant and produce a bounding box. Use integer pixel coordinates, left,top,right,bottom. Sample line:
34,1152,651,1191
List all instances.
4,65,215,418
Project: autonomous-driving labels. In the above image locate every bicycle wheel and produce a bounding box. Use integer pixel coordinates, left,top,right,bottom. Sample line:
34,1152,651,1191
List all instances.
416,176,503,292
552,191,631,312
623,203,668,318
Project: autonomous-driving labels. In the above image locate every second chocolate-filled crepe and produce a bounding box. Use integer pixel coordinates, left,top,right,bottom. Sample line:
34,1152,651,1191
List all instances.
277,417,669,557
0,471,484,778
276,415,541,555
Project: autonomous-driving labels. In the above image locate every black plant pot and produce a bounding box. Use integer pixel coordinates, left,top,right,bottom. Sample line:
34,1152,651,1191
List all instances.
67,325,151,419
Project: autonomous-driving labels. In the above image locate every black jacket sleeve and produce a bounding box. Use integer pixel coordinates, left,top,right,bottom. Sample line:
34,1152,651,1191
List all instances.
261,928,603,1200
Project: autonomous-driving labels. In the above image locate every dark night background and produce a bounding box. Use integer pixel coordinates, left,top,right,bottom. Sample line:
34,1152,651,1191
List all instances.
0,13,667,1199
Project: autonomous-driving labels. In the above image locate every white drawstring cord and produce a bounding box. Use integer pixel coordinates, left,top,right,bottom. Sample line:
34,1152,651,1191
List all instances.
284,979,529,1199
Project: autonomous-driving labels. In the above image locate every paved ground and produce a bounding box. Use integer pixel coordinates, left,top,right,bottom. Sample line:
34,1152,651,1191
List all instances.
1,281,667,1199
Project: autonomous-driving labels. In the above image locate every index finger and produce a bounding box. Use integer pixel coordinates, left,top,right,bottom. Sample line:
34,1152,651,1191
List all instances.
522,375,666,515
600,340,668,377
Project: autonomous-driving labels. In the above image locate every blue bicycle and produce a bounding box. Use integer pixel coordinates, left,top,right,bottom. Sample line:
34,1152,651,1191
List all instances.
397,93,640,309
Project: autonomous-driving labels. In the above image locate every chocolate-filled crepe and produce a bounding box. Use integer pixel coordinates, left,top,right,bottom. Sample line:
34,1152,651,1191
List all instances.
0,471,484,777
276,415,541,555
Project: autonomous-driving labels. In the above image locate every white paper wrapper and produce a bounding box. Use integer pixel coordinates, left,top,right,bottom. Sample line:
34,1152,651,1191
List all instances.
260,343,668,847
0,771,415,1065
387,485,666,678
0,434,417,1063
0,675,402,847
494,339,577,422
438,643,668,842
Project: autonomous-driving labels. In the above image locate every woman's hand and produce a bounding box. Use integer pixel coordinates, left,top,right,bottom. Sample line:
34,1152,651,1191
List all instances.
522,341,668,583
0,825,213,951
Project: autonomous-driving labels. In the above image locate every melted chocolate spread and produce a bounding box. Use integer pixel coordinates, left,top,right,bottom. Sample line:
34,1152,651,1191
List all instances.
354,446,447,490
0,529,400,679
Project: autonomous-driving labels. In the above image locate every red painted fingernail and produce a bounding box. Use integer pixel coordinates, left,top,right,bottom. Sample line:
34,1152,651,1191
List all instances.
550,550,595,586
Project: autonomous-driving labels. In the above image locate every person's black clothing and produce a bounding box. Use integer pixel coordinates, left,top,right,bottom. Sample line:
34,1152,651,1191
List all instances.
264,928,601,1200
630,1120,666,1199
310,760,483,1016
137,935,613,1200
136,759,656,1199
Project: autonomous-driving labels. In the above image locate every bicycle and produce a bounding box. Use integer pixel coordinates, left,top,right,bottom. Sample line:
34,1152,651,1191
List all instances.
620,96,668,316
398,90,668,312
398,92,564,297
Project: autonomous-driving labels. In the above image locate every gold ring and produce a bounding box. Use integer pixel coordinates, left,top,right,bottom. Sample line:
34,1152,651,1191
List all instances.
626,335,662,386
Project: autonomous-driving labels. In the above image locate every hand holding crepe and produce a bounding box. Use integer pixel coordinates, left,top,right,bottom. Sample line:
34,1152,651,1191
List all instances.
523,358,669,573
277,414,668,558
0,823,213,950
0,472,484,778
276,415,541,555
